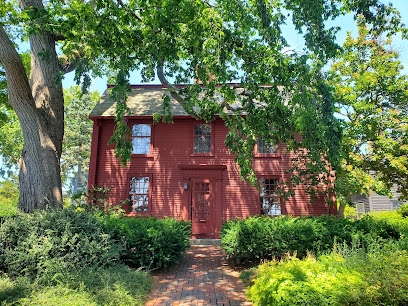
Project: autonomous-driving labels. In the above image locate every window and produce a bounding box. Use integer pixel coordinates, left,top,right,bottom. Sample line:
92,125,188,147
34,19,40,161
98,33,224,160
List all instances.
391,200,402,210
131,124,151,154
129,177,149,212
257,137,278,154
194,124,211,154
260,178,281,216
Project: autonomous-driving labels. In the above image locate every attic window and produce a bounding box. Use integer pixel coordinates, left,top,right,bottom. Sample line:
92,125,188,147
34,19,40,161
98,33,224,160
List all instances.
260,178,281,216
194,124,211,154
131,124,151,154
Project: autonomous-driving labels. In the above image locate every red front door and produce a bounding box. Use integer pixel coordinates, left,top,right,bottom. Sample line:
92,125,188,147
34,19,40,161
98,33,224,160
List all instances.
191,179,214,237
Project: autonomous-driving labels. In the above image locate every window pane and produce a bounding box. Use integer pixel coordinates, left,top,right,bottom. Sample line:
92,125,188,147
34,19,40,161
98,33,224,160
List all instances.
132,137,151,154
194,124,211,136
194,136,211,153
129,176,149,212
257,138,277,154
260,178,281,215
132,124,151,136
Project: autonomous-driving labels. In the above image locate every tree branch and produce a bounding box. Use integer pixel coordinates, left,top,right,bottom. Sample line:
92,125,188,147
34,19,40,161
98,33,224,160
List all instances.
58,51,84,75
115,0,143,22
53,33,66,41
0,24,34,109
157,63,200,119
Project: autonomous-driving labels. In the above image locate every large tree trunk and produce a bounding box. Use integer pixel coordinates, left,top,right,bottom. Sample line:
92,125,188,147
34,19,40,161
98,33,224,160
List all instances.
0,0,64,212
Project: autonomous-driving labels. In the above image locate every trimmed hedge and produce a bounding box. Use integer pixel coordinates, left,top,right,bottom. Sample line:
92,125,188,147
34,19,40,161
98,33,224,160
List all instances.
105,217,191,270
220,215,400,264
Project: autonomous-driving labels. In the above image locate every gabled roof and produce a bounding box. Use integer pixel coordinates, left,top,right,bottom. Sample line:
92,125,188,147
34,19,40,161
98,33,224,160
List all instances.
89,83,284,118
89,85,189,118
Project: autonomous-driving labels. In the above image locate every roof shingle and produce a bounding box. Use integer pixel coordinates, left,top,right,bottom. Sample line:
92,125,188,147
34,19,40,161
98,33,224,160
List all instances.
89,86,189,117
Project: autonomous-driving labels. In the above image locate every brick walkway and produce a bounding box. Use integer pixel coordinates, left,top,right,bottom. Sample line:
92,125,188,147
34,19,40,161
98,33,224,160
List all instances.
146,245,252,305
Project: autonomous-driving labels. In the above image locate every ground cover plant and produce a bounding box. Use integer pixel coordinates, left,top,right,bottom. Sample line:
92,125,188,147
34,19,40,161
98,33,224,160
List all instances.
0,265,151,306
220,215,400,265
246,240,408,305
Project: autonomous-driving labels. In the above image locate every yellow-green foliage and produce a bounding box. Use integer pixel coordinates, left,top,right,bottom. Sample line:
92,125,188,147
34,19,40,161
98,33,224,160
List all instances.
247,254,363,305
0,177,19,218
368,210,408,235
0,199,19,218
344,204,357,218
247,243,408,305
0,265,152,306
398,203,408,218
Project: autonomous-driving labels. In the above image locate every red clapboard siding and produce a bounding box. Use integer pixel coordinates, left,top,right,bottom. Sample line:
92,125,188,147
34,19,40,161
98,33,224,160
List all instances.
89,117,335,238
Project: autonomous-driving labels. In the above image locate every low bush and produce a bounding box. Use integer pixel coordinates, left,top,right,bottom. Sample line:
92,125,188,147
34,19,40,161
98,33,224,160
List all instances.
398,203,408,218
0,264,152,305
0,177,19,220
246,241,408,305
220,215,401,264
0,200,19,220
105,217,191,270
0,208,122,280
366,210,408,236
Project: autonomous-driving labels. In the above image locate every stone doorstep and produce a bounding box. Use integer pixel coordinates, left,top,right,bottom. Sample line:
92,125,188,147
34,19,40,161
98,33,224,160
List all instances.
190,239,221,246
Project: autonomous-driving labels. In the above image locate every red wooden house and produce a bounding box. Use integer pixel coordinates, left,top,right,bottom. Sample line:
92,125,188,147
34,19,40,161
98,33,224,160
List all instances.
88,85,334,238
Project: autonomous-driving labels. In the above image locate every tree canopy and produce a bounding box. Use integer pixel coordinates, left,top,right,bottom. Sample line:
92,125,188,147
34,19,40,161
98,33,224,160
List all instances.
331,19,408,208
61,86,99,195
0,0,407,211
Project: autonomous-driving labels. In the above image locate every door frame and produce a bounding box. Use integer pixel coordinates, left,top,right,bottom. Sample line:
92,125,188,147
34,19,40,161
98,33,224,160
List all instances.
191,179,214,236
179,164,226,238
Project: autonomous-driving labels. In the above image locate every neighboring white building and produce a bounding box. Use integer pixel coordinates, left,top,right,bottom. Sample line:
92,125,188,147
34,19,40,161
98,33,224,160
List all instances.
351,185,403,213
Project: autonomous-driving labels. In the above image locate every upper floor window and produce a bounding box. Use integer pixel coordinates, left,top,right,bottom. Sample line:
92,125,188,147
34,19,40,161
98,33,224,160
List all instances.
129,176,149,212
257,137,278,154
260,178,281,216
194,124,211,154
132,124,151,154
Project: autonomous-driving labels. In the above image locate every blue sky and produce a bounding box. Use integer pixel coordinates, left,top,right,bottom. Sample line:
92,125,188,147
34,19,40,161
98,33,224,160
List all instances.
60,1,408,95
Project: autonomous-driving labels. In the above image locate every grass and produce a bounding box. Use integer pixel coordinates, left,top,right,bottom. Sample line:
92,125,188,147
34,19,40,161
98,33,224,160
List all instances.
0,265,152,306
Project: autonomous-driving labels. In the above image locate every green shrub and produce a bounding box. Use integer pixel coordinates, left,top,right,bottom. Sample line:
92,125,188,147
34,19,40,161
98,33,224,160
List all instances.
355,214,401,239
398,203,408,218
220,215,401,265
105,217,191,270
0,264,152,305
246,241,408,305
367,210,408,236
0,199,19,219
0,208,122,280
0,176,19,219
